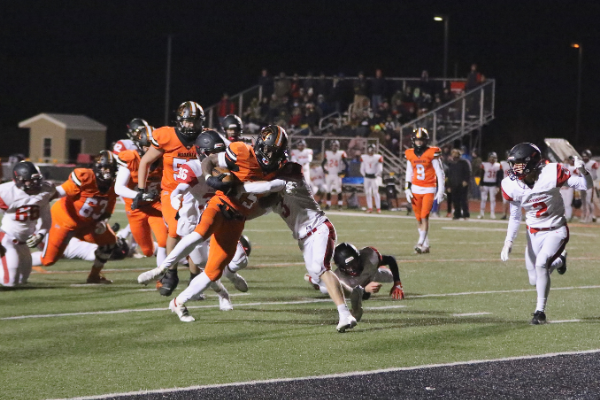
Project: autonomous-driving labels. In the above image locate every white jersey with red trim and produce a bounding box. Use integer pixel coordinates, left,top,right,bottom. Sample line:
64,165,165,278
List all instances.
360,154,383,176
174,159,216,235
112,139,137,155
585,159,599,180
324,150,347,175
481,161,501,184
290,148,313,170
0,181,55,242
334,246,385,288
501,163,586,229
272,163,327,240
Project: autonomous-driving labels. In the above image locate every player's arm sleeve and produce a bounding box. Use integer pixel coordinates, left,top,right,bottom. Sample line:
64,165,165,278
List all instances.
376,156,383,176
36,200,52,236
380,255,401,283
496,167,504,186
359,157,366,177
307,150,313,163
341,152,348,170
114,167,139,199
171,183,190,199
321,156,327,171
505,201,521,243
432,158,445,194
405,160,413,188
242,179,286,195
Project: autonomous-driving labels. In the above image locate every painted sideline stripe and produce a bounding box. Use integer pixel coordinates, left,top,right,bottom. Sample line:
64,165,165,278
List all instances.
412,285,600,298
442,226,597,237
48,348,600,400
453,312,491,317
365,305,407,310
0,299,331,320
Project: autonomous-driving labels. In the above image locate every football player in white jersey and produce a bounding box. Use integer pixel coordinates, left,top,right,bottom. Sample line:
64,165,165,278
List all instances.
305,243,404,305
112,118,148,155
500,143,592,324
360,145,383,213
478,152,503,219
580,150,598,223
270,162,362,332
0,161,55,286
559,157,578,221
499,151,511,219
322,140,348,210
290,139,313,185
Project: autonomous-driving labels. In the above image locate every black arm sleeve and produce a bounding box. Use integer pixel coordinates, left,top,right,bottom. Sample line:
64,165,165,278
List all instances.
381,255,401,282
341,156,349,171
496,168,504,186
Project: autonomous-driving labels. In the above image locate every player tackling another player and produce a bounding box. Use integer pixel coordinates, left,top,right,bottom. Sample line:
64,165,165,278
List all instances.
500,142,592,324
404,128,445,253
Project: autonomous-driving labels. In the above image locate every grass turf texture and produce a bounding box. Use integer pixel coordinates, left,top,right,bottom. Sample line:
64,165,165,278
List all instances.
2,206,600,400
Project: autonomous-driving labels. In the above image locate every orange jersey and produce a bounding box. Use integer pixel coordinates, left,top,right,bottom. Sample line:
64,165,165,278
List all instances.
150,126,196,191
116,149,163,208
57,168,117,226
405,146,441,188
224,142,265,182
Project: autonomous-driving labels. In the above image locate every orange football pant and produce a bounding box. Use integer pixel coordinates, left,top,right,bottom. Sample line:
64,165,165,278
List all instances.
41,202,116,266
161,190,179,238
194,197,245,281
412,192,435,222
125,201,167,256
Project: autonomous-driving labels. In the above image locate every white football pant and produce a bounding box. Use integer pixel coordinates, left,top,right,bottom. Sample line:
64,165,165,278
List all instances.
0,232,32,287
560,188,573,219
364,178,380,210
480,186,498,215
580,189,594,222
298,221,336,282
525,226,568,312
325,175,342,194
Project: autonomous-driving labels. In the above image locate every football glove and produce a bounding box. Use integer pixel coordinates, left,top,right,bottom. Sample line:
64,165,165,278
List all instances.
404,188,413,202
435,191,446,204
206,175,233,191
26,233,44,248
131,188,157,210
171,193,183,210
501,240,512,261
390,281,405,300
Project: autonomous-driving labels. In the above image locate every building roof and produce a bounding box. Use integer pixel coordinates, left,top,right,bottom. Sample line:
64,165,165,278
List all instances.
18,113,106,131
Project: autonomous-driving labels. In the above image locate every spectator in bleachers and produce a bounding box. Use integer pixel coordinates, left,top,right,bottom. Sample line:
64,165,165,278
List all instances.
290,73,301,100
315,72,331,98
274,72,291,98
371,69,387,112
303,71,315,92
217,93,235,125
303,103,320,133
353,71,369,118
419,70,434,98
258,69,274,98
348,135,367,161
465,63,483,91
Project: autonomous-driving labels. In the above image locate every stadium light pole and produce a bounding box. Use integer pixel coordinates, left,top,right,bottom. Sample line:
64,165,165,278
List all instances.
571,42,582,146
164,34,173,126
434,15,449,83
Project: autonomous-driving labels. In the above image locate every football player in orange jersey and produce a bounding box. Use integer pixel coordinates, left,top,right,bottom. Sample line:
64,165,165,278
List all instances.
138,126,289,322
135,101,204,296
404,128,445,254
114,123,168,267
34,151,119,283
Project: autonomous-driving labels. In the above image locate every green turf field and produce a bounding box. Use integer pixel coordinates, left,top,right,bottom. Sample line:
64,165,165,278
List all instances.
2,206,600,400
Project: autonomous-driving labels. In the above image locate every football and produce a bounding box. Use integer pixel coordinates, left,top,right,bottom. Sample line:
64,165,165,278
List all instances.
212,166,236,184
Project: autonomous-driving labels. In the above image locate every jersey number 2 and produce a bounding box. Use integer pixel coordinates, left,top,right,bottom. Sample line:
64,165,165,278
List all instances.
532,202,549,218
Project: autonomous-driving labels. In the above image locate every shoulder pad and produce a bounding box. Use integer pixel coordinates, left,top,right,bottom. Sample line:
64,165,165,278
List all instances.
71,168,93,187
149,126,171,148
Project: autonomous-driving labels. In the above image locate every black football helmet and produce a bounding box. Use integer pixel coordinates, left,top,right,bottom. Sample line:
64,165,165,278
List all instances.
175,101,205,142
94,150,117,187
131,124,155,155
222,114,243,142
239,235,252,256
488,152,498,162
333,243,363,277
412,128,429,153
255,125,289,172
13,161,43,195
194,130,226,161
506,142,542,181
126,118,150,140
110,237,130,260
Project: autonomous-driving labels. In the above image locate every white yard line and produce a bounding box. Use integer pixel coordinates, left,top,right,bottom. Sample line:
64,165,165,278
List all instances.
48,348,600,400
441,226,597,237
365,305,407,310
452,312,491,317
549,319,583,324
5,285,600,321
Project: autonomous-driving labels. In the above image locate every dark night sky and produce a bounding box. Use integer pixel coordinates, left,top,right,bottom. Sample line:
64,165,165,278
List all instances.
1,0,599,156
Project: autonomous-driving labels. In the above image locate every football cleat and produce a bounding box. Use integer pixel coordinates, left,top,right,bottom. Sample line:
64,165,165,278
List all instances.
351,286,364,322
159,269,179,296
500,215,507,220
304,273,320,290
376,209,381,214
420,245,430,254
137,266,167,285
223,267,248,292
86,274,112,284
414,244,424,254
477,214,484,219
189,292,206,301
490,213,496,219
336,314,358,333
530,310,547,325
218,294,234,311
366,209,372,213
557,251,567,275
169,298,195,322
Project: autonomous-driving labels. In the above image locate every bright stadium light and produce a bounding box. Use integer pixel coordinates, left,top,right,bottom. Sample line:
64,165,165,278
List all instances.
434,16,444,21
434,15,449,81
